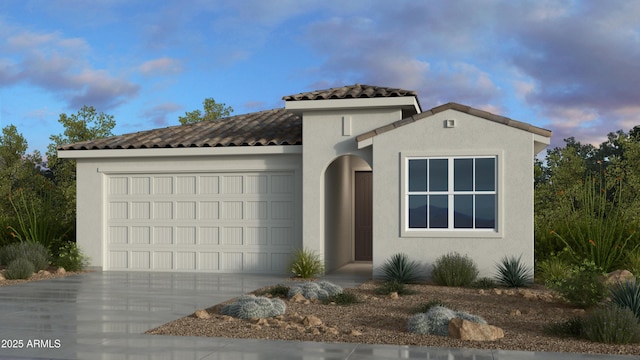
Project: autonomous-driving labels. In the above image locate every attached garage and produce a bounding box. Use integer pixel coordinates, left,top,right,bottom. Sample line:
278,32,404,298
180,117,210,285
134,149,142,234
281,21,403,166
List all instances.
105,171,298,272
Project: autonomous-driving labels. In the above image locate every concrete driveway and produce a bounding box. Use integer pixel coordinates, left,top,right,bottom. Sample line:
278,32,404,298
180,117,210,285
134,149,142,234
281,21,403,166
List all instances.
0,268,635,360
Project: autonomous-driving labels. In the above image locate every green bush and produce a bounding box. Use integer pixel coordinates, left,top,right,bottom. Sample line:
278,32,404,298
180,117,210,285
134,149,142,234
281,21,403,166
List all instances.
470,277,497,289
495,255,533,288
549,260,607,308
53,242,88,271
543,316,583,338
609,278,640,320
375,280,416,295
537,256,571,287
431,252,478,287
582,305,640,344
256,284,290,298
323,291,360,305
289,248,324,278
5,258,36,280
624,249,640,277
0,242,49,270
378,253,422,284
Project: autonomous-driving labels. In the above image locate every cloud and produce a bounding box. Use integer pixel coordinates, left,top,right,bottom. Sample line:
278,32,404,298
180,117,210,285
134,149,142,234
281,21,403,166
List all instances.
139,57,183,77
140,102,182,127
0,24,139,110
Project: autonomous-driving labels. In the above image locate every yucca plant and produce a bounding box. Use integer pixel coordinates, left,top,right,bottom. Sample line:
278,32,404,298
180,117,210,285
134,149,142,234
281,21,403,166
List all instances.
379,253,422,283
289,248,324,278
610,278,640,320
495,255,533,288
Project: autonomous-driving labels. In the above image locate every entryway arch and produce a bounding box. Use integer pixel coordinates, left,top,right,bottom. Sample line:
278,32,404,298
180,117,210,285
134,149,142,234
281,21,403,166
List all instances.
323,154,372,272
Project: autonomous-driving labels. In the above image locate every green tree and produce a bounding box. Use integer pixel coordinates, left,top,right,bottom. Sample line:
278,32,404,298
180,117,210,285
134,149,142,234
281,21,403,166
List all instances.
46,106,116,222
178,97,233,125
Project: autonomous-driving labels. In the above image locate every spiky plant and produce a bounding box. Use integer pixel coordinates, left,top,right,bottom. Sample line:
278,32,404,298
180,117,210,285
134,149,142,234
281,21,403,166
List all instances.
289,248,324,278
610,278,640,320
220,295,286,319
495,255,533,288
287,281,343,300
379,253,422,284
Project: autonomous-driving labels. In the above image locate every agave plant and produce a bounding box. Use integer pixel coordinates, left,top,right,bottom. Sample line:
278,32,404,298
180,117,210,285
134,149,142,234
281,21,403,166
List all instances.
379,253,422,284
495,255,533,288
610,277,640,320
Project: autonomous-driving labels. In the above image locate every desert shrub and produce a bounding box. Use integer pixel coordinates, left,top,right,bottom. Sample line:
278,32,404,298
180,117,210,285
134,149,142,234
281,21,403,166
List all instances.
323,291,360,305
0,242,49,270
431,252,478,287
256,284,290,298
609,278,640,320
407,305,486,336
495,255,533,288
624,249,640,277
550,176,640,272
543,316,584,338
413,299,451,314
375,280,416,295
220,295,286,319
53,241,89,271
537,256,571,287
581,305,640,344
378,253,422,284
288,281,342,301
5,258,36,280
289,248,324,278
470,277,497,289
549,260,607,308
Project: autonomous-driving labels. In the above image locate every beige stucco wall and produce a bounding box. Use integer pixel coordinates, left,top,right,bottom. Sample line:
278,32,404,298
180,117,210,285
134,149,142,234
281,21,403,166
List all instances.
300,108,402,267
74,153,302,270
370,109,541,278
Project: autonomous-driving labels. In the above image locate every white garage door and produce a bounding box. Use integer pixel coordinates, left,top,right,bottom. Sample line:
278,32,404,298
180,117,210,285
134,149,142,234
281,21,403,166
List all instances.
105,171,298,273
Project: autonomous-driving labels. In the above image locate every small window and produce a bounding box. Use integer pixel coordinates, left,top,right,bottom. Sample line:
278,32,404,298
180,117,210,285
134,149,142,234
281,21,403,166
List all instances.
406,156,497,230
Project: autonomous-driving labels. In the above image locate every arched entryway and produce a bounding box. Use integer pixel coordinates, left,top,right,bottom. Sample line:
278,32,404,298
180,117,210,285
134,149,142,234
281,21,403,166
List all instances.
324,155,372,272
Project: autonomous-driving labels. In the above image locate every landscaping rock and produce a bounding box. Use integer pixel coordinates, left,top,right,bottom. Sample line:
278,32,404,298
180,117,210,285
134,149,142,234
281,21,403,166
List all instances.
290,293,306,303
448,318,504,341
606,270,635,285
389,292,399,299
349,329,363,336
55,267,66,274
194,309,210,319
302,315,323,327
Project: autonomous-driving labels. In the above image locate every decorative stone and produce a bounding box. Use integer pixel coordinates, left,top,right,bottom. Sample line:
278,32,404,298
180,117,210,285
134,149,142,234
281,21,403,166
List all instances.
389,292,399,299
606,270,635,285
478,289,485,295
517,289,537,299
349,329,363,336
448,318,504,341
55,267,66,274
0,273,5,281
290,293,306,303
194,309,210,319
509,309,521,316
491,288,502,295
38,270,51,276
221,315,234,322
302,315,323,327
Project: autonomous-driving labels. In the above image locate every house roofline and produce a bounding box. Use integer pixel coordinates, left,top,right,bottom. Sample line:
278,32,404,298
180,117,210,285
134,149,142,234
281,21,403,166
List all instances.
356,102,552,143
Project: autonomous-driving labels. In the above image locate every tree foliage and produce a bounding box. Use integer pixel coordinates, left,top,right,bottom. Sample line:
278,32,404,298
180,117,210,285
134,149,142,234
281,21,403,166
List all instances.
178,97,233,125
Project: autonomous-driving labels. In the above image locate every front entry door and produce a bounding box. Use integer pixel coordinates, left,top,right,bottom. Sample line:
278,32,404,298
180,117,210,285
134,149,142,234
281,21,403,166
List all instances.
354,171,372,261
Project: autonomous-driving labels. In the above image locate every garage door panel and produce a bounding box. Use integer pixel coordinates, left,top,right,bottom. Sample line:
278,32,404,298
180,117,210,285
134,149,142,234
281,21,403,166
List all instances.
106,171,298,273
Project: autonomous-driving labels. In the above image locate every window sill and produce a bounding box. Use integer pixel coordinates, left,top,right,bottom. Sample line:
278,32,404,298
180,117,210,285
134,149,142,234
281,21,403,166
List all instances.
401,229,503,238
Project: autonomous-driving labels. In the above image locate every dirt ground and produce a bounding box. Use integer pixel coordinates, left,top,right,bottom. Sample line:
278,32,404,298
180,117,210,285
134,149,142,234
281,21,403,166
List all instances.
146,280,640,356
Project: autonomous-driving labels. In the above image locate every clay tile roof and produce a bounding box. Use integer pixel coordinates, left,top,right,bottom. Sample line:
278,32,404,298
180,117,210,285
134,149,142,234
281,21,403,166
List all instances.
57,108,301,150
282,84,418,101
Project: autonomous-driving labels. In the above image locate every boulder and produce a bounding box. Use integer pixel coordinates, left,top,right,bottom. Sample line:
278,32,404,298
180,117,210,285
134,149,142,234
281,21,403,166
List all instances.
302,315,323,327
448,318,504,341
606,270,635,285
55,267,66,274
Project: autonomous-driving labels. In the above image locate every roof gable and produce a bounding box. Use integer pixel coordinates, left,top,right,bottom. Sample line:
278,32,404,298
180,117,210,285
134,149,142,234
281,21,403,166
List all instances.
355,102,552,144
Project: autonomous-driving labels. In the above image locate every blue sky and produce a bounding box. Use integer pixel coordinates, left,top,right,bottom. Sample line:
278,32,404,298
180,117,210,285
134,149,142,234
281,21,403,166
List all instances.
1,0,639,155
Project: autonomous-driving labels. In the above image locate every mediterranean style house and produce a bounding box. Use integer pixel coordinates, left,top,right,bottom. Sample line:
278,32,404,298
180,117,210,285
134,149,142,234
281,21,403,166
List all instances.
58,84,551,277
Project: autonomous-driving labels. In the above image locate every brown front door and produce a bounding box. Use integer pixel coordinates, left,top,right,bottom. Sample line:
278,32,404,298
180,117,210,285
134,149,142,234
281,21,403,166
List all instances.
354,171,372,261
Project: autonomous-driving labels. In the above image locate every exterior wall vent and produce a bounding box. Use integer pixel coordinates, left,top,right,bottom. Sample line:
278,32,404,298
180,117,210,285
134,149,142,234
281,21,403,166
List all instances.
444,119,456,128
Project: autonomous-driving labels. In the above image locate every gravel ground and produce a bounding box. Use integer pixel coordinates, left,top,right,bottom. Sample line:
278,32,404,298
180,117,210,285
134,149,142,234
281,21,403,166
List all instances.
146,280,640,356
0,267,85,287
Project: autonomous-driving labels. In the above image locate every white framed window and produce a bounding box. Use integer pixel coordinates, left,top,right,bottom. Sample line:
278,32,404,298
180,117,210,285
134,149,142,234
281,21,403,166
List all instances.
405,156,497,231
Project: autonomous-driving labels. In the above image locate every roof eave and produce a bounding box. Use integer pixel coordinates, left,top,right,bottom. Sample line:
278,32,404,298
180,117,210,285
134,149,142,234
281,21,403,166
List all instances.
285,97,421,114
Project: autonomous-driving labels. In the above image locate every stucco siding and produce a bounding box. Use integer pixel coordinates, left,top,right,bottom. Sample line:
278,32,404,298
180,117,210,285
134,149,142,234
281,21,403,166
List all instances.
371,109,536,278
